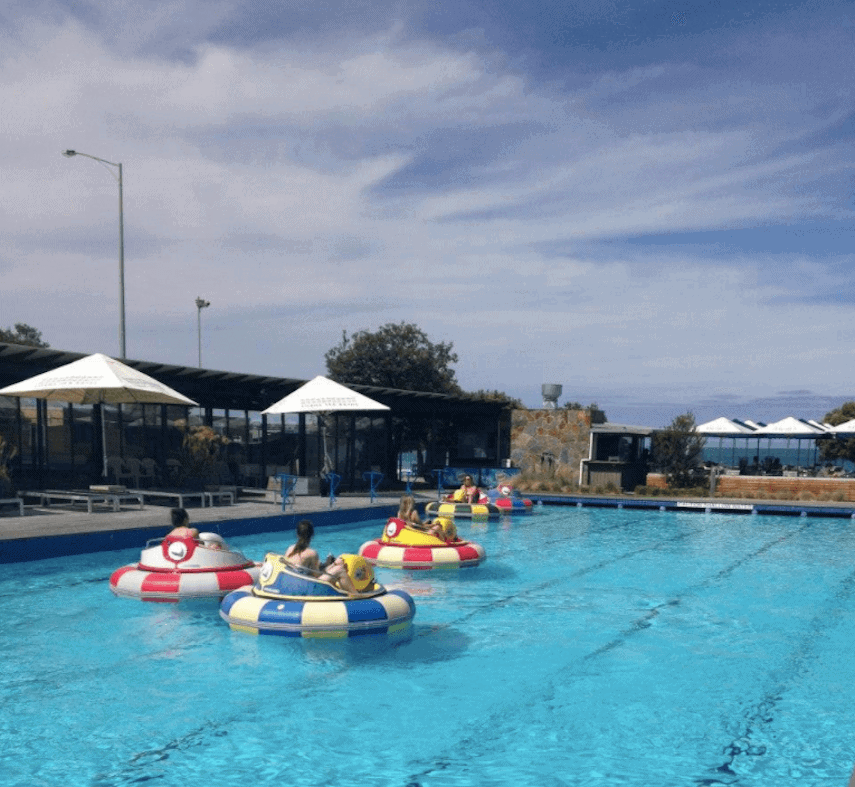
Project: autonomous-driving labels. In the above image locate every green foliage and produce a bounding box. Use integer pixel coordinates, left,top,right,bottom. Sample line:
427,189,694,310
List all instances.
467,389,524,409
0,323,49,347
0,432,18,491
175,426,230,485
818,402,855,465
652,412,706,488
325,322,461,394
563,401,599,411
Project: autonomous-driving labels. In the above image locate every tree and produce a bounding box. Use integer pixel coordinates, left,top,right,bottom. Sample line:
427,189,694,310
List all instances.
0,323,49,348
652,412,705,488
468,389,525,409
325,322,461,394
818,402,855,465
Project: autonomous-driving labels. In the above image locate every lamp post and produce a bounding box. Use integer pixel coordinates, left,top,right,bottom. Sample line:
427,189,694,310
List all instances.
62,150,125,358
195,297,210,367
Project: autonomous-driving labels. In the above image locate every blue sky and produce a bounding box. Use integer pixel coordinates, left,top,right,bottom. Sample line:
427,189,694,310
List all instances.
1,0,854,425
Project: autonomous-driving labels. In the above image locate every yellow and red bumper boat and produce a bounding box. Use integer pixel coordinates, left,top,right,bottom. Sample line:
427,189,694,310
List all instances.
358,517,486,570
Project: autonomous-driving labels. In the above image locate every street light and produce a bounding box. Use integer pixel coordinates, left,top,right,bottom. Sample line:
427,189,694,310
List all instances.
195,297,210,367
62,149,125,358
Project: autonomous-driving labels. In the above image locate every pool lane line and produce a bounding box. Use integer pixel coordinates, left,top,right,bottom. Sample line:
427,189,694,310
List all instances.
694,560,855,785
578,520,813,664
433,513,712,628
400,522,819,785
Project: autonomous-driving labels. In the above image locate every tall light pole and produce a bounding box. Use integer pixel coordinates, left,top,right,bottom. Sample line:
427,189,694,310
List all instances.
62,150,125,358
196,297,210,367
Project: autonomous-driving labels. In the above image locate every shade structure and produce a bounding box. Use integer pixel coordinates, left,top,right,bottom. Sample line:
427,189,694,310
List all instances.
696,417,757,436
262,377,389,495
0,353,197,406
752,417,828,471
262,376,390,415
0,353,198,477
696,417,758,467
752,417,827,437
829,418,855,434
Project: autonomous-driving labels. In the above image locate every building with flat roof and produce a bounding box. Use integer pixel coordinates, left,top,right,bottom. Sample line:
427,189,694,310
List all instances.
0,342,511,493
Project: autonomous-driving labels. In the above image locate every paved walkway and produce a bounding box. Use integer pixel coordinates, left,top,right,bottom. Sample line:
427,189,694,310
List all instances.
0,490,430,542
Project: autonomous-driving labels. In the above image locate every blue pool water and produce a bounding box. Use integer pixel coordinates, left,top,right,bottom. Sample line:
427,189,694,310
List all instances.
2,507,855,786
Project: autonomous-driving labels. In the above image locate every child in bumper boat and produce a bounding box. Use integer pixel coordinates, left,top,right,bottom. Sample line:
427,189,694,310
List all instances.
398,495,445,539
456,475,480,504
168,507,199,539
284,519,336,575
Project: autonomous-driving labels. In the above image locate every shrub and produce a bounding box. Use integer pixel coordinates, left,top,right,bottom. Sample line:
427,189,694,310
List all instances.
0,432,18,495
174,426,230,487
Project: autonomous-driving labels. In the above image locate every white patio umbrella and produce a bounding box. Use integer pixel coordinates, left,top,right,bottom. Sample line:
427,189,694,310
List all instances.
0,353,197,478
696,417,757,466
829,418,855,434
753,416,827,470
262,375,389,482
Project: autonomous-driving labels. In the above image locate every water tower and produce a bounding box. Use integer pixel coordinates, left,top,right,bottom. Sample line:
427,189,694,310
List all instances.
541,383,562,409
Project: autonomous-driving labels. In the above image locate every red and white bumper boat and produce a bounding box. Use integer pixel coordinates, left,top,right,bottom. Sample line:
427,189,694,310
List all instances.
110,532,260,602
358,517,486,570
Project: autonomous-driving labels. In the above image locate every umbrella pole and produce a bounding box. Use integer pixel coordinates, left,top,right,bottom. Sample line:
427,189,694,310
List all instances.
101,405,109,478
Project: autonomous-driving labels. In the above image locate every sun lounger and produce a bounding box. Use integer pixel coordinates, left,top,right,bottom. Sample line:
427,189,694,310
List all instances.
20,490,144,514
126,489,209,508
0,497,24,516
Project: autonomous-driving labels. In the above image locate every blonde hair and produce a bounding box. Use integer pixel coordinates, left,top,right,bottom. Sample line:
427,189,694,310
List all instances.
397,495,422,525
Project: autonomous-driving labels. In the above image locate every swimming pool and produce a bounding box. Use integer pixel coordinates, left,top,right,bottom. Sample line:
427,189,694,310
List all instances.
1,507,853,786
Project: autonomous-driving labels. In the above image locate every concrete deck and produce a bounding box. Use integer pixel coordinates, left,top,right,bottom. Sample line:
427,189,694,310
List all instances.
0,490,426,563
0,490,414,540
2,488,853,564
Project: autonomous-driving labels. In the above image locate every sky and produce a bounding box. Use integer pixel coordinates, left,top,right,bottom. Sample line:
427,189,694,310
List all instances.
1,0,854,426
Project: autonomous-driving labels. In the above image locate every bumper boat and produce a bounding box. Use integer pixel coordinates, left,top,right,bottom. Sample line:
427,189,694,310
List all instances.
425,489,500,518
110,532,261,602
358,517,486,569
220,553,415,638
487,483,533,513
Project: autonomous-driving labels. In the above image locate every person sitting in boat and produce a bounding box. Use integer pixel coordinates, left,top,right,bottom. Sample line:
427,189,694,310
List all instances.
456,475,481,504
318,555,358,593
198,532,227,550
320,554,377,594
284,519,334,575
168,507,199,539
398,495,445,539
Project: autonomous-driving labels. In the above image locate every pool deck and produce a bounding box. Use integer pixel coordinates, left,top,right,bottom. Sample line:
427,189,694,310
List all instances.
0,490,409,563
1,489,854,564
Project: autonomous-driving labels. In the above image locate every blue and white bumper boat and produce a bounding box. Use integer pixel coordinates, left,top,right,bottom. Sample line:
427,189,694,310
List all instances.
220,553,416,638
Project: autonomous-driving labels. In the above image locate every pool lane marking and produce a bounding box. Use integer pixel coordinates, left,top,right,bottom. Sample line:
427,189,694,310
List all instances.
434,523,707,628
694,560,855,785
401,521,819,785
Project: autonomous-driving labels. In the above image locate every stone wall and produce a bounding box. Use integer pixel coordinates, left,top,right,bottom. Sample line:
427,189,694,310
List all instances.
510,409,594,480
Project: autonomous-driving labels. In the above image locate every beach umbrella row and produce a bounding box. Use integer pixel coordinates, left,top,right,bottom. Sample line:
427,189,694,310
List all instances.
695,416,855,469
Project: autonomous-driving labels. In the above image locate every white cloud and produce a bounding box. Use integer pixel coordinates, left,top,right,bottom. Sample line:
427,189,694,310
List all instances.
0,9,853,410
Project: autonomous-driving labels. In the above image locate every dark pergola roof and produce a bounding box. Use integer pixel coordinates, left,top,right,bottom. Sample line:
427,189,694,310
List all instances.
0,342,507,417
